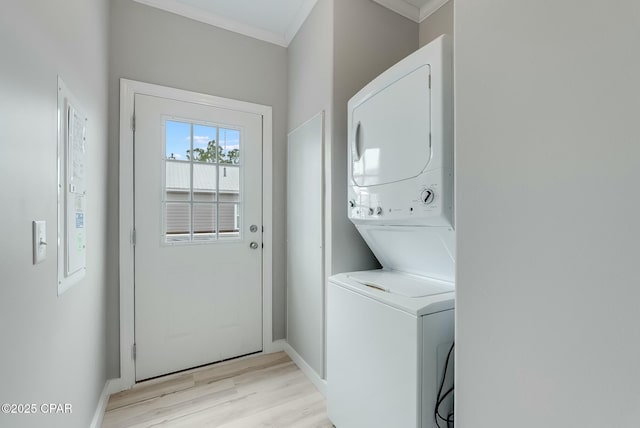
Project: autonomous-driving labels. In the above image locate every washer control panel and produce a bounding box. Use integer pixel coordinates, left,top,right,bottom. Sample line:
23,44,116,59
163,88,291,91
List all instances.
348,168,453,226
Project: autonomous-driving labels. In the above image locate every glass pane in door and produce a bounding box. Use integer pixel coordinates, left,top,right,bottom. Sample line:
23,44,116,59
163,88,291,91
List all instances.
165,121,191,161
165,203,191,242
163,120,242,243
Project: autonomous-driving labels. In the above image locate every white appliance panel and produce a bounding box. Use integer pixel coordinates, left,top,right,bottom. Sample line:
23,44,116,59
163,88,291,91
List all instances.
347,35,453,236
329,272,454,317
351,65,432,187
327,282,420,428
347,270,452,297
422,313,455,428
327,279,455,428
349,168,453,226
357,224,455,283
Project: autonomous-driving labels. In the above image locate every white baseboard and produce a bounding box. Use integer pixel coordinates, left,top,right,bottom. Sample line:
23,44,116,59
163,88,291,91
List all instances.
265,338,286,353
90,379,114,428
106,377,132,395
283,342,327,397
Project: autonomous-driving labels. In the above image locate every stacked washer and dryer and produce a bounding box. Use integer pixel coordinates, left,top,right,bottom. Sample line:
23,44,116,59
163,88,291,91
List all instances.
327,35,455,428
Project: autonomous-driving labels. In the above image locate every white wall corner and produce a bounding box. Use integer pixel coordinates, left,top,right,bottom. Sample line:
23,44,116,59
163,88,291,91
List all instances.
283,342,327,397
285,0,320,45
266,338,286,353
419,0,450,22
372,0,421,23
89,380,114,428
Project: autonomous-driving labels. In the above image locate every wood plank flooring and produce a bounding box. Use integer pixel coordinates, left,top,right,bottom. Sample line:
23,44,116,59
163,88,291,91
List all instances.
102,352,333,428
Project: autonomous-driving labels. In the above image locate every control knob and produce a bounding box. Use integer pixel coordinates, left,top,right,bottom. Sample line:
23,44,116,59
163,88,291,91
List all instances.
420,188,435,205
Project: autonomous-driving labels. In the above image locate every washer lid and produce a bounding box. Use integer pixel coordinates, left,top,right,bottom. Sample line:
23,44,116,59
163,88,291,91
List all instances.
330,270,455,316
348,270,453,297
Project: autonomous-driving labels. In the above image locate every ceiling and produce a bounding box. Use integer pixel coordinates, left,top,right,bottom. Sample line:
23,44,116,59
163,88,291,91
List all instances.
133,0,319,47
372,0,450,23
133,0,449,47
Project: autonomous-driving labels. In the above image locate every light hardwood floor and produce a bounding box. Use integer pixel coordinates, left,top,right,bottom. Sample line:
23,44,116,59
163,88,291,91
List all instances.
102,352,333,428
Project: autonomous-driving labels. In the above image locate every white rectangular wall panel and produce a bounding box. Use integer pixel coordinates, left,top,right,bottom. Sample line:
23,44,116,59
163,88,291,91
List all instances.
286,112,325,377
57,77,88,294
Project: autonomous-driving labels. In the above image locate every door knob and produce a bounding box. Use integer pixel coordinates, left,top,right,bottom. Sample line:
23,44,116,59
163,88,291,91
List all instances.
250,242,259,250
250,224,258,233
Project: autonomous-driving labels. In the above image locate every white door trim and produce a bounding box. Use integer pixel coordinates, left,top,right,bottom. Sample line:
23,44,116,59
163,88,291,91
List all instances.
116,79,276,392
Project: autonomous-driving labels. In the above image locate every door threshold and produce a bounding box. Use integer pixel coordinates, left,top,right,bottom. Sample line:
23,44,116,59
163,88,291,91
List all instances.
136,350,264,385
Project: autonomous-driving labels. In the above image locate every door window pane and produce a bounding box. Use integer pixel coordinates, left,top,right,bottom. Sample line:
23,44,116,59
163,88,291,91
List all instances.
165,203,191,242
219,193,240,204
193,163,217,201
193,191,216,203
219,166,240,201
165,161,191,201
166,191,190,202
193,203,217,241
219,128,241,165
218,203,240,238
191,125,217,163
165,121,191,161
163,120,242,243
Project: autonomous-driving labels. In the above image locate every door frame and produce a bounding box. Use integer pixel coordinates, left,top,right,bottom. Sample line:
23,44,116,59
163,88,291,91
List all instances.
116,79,277,391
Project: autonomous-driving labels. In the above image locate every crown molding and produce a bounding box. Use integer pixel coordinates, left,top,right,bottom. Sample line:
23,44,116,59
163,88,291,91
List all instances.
372,0,421,23
418,0,450,22
372,0,451,23
285,0,319,45
133,0,446,46
133,0,290,47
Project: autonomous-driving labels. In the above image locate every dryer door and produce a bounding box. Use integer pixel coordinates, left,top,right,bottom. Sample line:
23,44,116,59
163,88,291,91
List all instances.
351,64,432,187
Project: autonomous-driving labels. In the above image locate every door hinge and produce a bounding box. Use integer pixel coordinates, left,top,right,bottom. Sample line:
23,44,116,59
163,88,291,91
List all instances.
131,114,136,132
131,229,136,246
428,74,432,89
429,133,432,147
132,343,137,361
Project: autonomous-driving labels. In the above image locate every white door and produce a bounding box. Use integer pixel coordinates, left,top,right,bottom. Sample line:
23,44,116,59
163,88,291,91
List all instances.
134,94,263,381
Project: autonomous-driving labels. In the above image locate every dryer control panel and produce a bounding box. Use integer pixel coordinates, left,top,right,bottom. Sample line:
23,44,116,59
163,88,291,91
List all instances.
348,167,453,227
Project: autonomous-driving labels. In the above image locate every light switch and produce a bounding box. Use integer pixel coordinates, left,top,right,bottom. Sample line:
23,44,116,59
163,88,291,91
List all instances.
33,221,47,264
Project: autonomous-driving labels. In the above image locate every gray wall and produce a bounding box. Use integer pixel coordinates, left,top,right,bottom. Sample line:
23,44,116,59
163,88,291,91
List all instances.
0,1,110,427
332,0,418,275
288,0,333,133
419,0,453,47
107,0,288,377
286,0,334,378
286,0,418,380
455,1,640,426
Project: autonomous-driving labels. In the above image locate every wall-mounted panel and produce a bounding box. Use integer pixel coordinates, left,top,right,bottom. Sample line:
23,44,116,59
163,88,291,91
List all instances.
57,77,88,294
287,112,325,377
